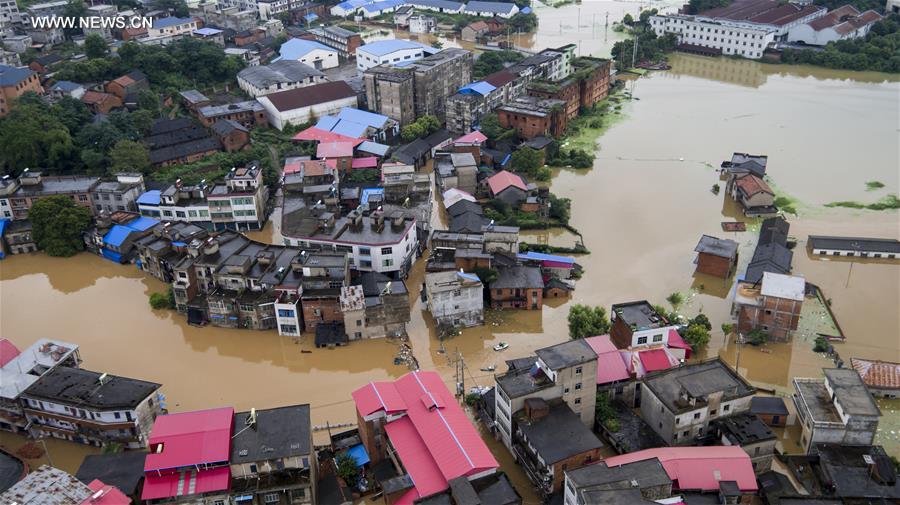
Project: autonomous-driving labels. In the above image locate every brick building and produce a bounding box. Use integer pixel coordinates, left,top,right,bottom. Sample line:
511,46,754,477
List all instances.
197,100,267,128
0,64,42,118
694,234,739,278
733,272,804,341
490,264,544,310
497,96,567,139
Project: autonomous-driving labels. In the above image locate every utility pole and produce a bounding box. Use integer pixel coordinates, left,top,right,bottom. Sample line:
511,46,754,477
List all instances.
734,333,744,378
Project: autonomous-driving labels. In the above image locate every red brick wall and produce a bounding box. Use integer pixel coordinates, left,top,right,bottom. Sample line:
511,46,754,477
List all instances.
528,81,580,120
490,287,543,310
302,298,343,331
610,316,634,349
498,109,564,140
550,448,602,492
696,253,735,278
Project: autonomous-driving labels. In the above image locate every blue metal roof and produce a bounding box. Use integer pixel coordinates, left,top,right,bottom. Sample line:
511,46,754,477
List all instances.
0,65,35,87
517,251,575,264
337,108,388,128
335,1,355,9
331,120,368,138
103,225,133,248
137,190,161,206
152,16,193,29
459,81,496,96
362,0,404,12
457,272,480,282
194,27,222,35
361,188,384,205
316,115,341,131
358,141,390,157
464,1,518,14
50,80,82,91
126,216,159,232
521,6,532,13
408,0,463,10
303,12,319,21
279,39,337,61
358,39,427,57
347,443,370,467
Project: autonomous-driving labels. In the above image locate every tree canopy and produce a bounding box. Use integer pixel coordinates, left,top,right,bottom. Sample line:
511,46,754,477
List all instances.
84,33,108,59
400,115,440,142
29,196,93,257
568,304,610,340
473,50,523,79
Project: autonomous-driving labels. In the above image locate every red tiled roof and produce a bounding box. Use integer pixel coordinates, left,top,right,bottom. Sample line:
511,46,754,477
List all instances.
81,480,130,505
583,335,630,385
317,141,355,158
701,0,824,26
0,338,21,367
351,156,378,169
453,130,488,145
284,159,329,175
638,348,675,373
262,81,356,112
483,69,516,88
605,446,758,492
81,91,115,105
144,407,234,472
734,174,773,197
487,170,526,196
351,371,499,498
807,5,859,30
851,357,900,390
467,21,489,31
834,10,882,34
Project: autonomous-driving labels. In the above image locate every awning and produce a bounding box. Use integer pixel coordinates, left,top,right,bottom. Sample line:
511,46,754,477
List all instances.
348,443,370,467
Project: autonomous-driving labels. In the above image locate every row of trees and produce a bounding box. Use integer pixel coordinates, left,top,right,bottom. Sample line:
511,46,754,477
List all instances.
781,14,900,73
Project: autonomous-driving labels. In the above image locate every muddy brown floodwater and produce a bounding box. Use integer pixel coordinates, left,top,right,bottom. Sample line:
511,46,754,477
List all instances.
1,52,899,500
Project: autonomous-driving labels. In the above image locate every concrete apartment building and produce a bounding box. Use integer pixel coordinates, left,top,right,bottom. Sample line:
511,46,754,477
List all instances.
526,57,611,120
712,413,776,473
205,164,269,231
0,339,81,434
340,272,411,340
424,270,484,328
197,100,267,128
311,25,362,59
640,359,756,446
733,271,805,341
564,457,673,505
0,64,43,118
364,64,416,125
91,173,146,214
0,171,99,220
792,368,881,454
21,367,163,449
609,300,681,350
495,340,598,448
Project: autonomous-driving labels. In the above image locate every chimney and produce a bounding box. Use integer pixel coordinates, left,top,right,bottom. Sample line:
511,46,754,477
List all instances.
523,398,549,422
202,237,219,255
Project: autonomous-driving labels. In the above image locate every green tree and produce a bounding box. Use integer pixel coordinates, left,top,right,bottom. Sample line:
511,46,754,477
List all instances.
638,8,658,26
137,89,160,112
511,146,542,173
622,13,635,25
335,453,360,487
400,114,440,142
156,0,189,17
548,193,570,223
595,391,615,424
62,0,87,37
745,329,768,346
84,33,108,59
479,113,515,142
149,292,170,309
721,323,734,336
691,313,711,331
666,292,684,310
568,304,610,340
508,12,537,32
473,266,499,284
109,140,151,174
686,0,731,14
50,96,93,133
682,323,711,351
0,98,79,174
29,196,93,257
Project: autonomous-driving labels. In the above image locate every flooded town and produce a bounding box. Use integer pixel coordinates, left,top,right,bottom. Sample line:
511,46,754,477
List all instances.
0,0,898,503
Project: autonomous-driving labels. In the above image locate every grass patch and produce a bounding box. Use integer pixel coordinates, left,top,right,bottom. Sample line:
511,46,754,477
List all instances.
825,194,900,211
866,180,885,191
553,91,628,157
774,195,798,215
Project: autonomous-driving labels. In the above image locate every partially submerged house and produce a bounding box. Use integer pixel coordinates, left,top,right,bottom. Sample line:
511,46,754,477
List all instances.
694,234,739,278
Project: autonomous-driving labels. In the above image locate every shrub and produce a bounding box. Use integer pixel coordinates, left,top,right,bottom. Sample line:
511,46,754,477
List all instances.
149,292,171,310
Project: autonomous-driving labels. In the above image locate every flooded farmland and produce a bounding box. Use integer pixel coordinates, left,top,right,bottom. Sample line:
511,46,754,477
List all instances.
1,43,899,501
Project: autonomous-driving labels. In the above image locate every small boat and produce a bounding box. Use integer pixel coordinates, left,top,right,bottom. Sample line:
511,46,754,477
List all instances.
480,365,496,372
493,342,509,351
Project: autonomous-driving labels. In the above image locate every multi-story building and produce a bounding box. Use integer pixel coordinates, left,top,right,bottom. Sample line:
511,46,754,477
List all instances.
145,16,198,43
0,338,81,434
649,0,826,59
609,300,681,350
0,64,43,118
83,3,118,40
497,96,567,139
281,207,419,278
311,25,362,59
0,0,20,37
732,271,804,341
424,270,484,328
205,164,269,231
363,65,415,125
230,405,316,504
0,171,99,220
340,272,411,339
639,358,756,446
237,60,326,97
526,57,611,120
792,368,881,454
296,249,349,332
152,182,213,227
90,173,146,214
711,413,776,473
490,264,544,310
563,456,673,505
21,367,163,449
495,340,598,448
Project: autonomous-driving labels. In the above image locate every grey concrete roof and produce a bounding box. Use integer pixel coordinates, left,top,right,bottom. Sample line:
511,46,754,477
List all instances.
75,452,146,495
715,413,775,445
23,366,160,410
567,457,671,490
695,234,739,258
823,368,880,417
808,235,900,254
611,300,667,330
231,404,312,464
535,339,596,371
516,402,603,464
492,264,543,289
750,396,789,416
238,60,324,88
643,359,755,414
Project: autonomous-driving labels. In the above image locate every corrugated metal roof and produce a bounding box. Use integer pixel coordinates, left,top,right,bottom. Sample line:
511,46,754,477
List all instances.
358,39,428,57
459,80,496,96
137,190,161,206
278,38,337,61
358,141,390,157
337,107,389,128
604,446,758,492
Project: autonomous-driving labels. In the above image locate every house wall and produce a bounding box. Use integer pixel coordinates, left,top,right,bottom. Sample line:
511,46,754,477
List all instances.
301,297,342,332
0,69,42,117
490,287,542,310
755,412,787,427
286,47,339,69
548,449,602,493
696,252,736,278
364,72,415,126
739,191,775,209
641,385,752,446
261,95,358,130
357,47,425,71
427,284,484,328
736,296,802,342
497,108,566,140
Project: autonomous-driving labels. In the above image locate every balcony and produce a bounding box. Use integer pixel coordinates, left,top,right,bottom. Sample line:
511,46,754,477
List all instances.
512,436,553,496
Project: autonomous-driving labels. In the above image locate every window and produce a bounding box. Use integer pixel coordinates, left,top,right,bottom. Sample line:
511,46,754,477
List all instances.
114,412,121,419
637,336,648,345
175,211,186,218
264,493,280,504
78,194,88,201
250,463,258,474
214,501,225,505
278,309,295,318
574,383,582,390
575,366,582,375
710,409,717,416
653,334,663,342
381,246,393,255
723,404,730,412
383,258,393,267
693,412,700,420
359,247,371,256
574,398,581,405
675,417,680,425
683,430,689,437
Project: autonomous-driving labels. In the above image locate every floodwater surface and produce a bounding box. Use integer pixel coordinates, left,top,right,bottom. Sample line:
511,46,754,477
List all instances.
1,42,899,497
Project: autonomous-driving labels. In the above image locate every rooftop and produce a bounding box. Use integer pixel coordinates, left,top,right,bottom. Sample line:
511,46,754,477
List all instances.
260,80,356,112
237,60,324,88
515,401,603,464
583,335,630,385
813,444,900,499
13,175,99,197
492,264,543,290
465,0,517,14
566,457,671,492
750,396,789,416
697,0,824,27
0,64,36,87
152,16,193,29
823,368,880,416
695,234,739,259
611,300,669,331
535,339,596,371
498,95,565,117
24,366,161,410
0,339,79,401
75,452,147,496
277,38,337,61
144,406,234,472
231,404,311,464
496,365,554,399
0,465,91,505
643,359,754,414
487,170,526,195
605,446,758,492
850,357,900,390
425,270,482,294
715,413,775,445
808,235,900,254
358,39,429,57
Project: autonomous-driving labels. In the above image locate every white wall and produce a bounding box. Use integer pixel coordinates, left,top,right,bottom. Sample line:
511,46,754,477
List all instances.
282,47,339,70
356,46,425,71
650,15,775,59
282,221,418,274
260,94,358,130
